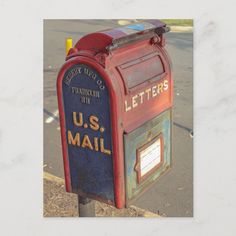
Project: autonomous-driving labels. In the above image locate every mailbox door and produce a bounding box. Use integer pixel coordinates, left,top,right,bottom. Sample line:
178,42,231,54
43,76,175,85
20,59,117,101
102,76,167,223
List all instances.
61,63,115,203
124,109,172,204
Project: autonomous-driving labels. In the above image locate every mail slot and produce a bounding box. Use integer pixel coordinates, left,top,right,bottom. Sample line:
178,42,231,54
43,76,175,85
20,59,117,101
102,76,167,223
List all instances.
57,20,173,209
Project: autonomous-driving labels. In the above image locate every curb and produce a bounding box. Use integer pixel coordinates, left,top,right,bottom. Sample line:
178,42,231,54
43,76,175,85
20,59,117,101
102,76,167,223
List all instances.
170,26,193,32
44,171,65,184
43,172,161,217
129,205,161,217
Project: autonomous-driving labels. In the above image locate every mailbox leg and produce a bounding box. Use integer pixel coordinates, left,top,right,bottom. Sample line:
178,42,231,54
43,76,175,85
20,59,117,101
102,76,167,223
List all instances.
78,195,95,217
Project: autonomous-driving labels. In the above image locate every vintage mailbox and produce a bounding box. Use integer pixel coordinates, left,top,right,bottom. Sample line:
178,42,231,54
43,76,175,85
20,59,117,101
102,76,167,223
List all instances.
57,20,173,209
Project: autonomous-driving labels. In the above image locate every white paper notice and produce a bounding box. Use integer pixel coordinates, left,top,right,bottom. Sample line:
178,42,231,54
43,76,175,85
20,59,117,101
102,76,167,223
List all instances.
140,138,161,177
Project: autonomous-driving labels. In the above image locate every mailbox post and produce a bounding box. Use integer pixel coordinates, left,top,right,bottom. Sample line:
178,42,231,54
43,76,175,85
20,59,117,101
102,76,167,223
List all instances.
57,20,173,215
78,196,95,217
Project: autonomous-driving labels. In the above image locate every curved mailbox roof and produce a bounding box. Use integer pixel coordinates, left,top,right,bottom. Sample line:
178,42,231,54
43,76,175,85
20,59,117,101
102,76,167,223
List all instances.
74,20,168,52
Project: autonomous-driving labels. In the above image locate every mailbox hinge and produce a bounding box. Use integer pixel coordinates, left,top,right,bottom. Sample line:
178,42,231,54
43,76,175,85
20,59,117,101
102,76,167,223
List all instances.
106,26,170,52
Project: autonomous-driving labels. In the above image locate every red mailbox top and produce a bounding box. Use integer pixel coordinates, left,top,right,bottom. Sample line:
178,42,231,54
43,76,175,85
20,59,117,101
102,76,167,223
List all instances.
67,20,168,55
57,20,173,209
66,20,172,132
73,20,167,52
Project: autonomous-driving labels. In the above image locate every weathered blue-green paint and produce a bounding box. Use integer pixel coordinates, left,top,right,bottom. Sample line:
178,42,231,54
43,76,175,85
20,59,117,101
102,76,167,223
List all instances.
124,109,172,203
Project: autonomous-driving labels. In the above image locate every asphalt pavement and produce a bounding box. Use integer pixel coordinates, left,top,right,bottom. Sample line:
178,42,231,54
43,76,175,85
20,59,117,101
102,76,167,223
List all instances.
43,20,193,217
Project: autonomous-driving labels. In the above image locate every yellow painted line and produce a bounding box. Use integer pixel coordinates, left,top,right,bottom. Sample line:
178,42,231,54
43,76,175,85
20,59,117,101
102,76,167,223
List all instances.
43,171,65,184
143,211,161,217
117,19,138,26
170,26,193,32
129,205,161,217
117,20,132,25
43,171,161,217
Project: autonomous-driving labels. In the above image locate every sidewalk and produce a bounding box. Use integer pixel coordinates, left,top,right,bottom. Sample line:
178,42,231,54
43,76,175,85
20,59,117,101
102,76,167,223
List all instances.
43,172,161,217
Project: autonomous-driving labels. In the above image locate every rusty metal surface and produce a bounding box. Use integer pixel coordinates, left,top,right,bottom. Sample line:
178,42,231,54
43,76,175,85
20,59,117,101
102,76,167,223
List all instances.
116,51,165,91
124,109,172,204
107,32,157,51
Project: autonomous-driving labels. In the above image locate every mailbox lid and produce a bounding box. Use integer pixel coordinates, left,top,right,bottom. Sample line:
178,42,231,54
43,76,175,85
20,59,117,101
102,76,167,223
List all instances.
116,51,166,92
110,43,173,133
74,20,168,53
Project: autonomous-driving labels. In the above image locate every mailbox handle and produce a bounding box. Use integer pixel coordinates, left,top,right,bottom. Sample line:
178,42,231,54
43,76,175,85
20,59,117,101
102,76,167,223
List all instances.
156,26,170,34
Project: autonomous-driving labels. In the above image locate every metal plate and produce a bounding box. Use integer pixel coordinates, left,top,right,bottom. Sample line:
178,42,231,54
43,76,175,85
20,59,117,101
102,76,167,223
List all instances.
62,64,114,202
136,134,164,183
124,109,172,204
